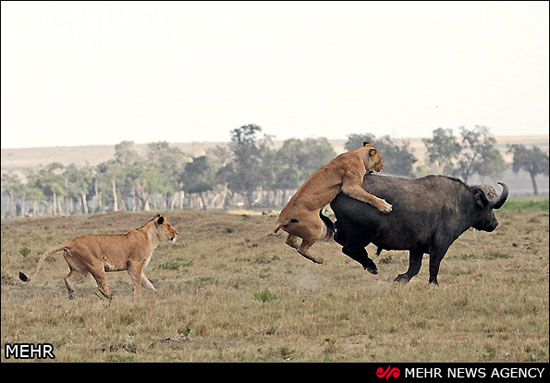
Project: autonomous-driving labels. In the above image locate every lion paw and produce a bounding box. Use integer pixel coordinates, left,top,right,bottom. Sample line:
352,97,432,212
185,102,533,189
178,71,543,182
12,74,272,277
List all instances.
377,199,392,214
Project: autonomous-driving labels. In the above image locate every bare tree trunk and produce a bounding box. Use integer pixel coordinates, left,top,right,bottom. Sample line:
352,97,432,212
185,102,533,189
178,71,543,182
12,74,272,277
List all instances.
20,192,26,217
52,191,57,216
57,194,64,216
94,179,103,213
142,193,150,211
112,178,118,212
8,191,15,217
179,190,185,209
81,192,89,214
65,178,69,216
530,171,539,195
170,193,177,210
199,192,207,211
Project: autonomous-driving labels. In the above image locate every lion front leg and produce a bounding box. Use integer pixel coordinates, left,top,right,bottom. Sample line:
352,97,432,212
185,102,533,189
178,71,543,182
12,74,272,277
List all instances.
341,183,392,214
127,261,144,300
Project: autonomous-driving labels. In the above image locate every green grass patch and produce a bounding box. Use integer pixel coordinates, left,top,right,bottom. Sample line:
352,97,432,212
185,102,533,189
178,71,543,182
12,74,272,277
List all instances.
253,288,278,303
500,197,549,212
156,259,193,270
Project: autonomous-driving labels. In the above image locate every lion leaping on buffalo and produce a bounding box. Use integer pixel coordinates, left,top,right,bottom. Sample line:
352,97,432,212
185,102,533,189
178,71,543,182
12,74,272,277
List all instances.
274,141,391,265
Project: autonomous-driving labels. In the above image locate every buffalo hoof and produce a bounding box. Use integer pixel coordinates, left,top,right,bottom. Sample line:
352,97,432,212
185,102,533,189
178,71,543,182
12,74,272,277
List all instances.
364,265,378,274
394,274,410,283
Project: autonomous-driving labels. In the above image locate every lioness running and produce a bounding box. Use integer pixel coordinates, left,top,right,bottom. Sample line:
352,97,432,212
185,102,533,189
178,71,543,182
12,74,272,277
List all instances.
274,141,391,264
19,214,178,300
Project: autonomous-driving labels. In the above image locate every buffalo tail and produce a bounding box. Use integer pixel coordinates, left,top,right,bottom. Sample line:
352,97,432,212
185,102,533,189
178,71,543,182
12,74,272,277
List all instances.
319,210,335,241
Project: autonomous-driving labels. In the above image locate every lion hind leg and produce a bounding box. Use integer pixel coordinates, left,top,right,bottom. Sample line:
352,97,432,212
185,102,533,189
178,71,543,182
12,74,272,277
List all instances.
64,269,87,300
297,237,324,264
284,216,326,264
285,234,300,249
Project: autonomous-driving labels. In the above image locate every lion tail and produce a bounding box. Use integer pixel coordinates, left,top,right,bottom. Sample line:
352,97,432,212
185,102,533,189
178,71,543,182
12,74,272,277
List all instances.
19,244,67,283
319,210,335,241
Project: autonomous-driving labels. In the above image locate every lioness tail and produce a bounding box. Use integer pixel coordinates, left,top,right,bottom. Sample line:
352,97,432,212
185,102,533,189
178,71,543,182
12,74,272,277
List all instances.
19,244,66,283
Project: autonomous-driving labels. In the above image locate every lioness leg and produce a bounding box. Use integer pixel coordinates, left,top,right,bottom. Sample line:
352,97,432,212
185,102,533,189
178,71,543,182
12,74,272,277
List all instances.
341,171,392,214
64,269,87,300
127,261,144,299
285,234,300,249
297,237,324,264
281,213,325,264
89,267,112,300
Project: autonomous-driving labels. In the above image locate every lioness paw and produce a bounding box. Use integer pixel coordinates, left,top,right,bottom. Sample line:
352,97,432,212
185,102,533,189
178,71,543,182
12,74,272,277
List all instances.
378,199,392,214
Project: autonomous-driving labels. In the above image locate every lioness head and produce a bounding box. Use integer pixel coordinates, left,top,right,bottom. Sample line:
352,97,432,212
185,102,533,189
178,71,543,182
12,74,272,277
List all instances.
362,141,384,173
154,214,179,243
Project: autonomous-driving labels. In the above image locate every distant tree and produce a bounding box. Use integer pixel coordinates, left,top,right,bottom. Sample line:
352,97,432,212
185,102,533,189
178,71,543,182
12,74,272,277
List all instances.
275,138,308,190
475,147,507,183
508,144,549,195
182,155,218,210
1,172,23,217
63,164,93,214
301,138,337,176
34,163,66,215
147,141,188,209
455,126,506,183
423,128,462,175
23,169,47,216
345,133,417,177
344,133,376,152
222,124,270,207
96,160,123,212
269,137,336,205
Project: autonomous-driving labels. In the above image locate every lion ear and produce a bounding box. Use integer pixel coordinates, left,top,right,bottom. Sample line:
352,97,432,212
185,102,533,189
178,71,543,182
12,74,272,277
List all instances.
362,141,371,147
156,215,164,225
369,148,378,156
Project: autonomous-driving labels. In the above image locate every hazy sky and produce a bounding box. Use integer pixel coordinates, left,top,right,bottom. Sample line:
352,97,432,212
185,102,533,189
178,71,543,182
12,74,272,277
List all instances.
1,1,548,149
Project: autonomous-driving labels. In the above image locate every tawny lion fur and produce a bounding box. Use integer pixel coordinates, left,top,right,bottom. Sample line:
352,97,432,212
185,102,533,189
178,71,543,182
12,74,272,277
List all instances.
19,214,178,300
274,142,392,264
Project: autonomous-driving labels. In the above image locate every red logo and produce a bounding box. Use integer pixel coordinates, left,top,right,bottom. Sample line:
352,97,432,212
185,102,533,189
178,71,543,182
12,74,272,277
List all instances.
376,366,400,380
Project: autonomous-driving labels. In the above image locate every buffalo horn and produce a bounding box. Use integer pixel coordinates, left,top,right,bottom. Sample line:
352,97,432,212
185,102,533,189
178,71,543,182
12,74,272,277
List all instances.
490,182,509,209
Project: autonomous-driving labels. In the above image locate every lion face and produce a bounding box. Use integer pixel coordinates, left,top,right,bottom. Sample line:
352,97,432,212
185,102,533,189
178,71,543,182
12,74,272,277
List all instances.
155,215,179,243
367,147,384,173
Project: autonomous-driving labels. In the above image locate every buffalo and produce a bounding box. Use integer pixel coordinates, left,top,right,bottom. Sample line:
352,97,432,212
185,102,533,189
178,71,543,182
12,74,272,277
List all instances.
330,174,508,284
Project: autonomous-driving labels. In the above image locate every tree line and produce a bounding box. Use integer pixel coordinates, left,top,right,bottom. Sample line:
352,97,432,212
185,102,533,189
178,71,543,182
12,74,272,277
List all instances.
1,124,548,218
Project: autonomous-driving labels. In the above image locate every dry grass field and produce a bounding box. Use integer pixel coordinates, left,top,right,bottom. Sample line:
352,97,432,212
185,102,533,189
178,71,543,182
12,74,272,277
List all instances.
1,201,548,362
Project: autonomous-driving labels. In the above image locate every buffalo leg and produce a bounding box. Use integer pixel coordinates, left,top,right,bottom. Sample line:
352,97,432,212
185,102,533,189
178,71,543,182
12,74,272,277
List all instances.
342,245,378,274
428,246,449,285
429,253,443,285
337,223,377,274
333,227,347,247
394,250,423,283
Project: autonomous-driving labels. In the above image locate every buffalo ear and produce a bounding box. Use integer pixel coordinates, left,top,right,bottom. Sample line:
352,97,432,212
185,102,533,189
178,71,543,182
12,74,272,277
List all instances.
474,189,488,208
156,215,164,225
